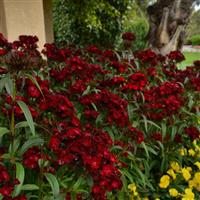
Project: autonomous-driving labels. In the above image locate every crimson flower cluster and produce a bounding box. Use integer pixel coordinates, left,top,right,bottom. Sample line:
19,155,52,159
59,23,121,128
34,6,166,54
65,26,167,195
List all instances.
122,72,148,91
122,32,135,41
49,125,122,200
144,82,184,120
0,165,26,199
0,33,200,199
80,89,129,127
185,126,200,141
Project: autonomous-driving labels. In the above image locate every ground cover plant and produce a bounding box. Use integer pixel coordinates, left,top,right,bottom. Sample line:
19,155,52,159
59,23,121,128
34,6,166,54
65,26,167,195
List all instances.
0,32,200,200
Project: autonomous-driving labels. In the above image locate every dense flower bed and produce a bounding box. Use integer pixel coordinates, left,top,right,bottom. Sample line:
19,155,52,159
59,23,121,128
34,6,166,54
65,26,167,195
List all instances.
0,32,200,200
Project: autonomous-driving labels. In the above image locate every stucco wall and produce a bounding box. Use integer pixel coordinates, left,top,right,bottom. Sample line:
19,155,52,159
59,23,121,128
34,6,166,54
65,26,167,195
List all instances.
0,0,53,49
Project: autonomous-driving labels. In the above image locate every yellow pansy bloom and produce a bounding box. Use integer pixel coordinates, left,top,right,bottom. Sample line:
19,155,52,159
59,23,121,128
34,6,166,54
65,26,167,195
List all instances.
182,168,191,181
193,172,200,191
170,161,180,172
169,188,179,197
179,148,187,156
128,183,138,196
182,188,195,200
186,167,192,172
167,169,176,180
159,175,170,188
188,149,195,157
128,183,137,192
194,161,200,170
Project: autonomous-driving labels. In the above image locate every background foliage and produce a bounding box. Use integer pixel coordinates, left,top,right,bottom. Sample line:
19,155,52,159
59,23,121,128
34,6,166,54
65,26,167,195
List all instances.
53,0,149,50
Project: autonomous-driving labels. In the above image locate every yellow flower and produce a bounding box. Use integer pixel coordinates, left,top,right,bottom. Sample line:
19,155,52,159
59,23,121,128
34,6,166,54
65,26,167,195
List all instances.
169,188,179,197
155,198,160,200
167,169,176,180
179,148,187,156
197,117,200,124
182,167,191,181
194,161,200,170
128,183,138,196
143,197,149,200
159,175,170,188
194,172,200,181
193,172,200,191
128,183,137,192
170,161,180,172
182,188,195,200
186,167,192,172
188,149,195,157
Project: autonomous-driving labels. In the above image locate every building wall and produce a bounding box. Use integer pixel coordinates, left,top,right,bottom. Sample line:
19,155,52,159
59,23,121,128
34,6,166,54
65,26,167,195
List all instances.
0,0,7,36
0,0,54,49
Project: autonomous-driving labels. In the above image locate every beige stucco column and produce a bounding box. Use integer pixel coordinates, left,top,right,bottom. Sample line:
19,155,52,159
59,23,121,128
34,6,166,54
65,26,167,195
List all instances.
0,0,54,49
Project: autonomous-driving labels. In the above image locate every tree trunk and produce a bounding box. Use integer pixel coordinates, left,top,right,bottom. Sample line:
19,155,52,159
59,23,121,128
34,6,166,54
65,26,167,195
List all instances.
147,0,196,55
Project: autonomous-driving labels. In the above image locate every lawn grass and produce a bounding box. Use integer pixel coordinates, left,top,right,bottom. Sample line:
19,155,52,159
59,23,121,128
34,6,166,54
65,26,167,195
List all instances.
179,52,200,69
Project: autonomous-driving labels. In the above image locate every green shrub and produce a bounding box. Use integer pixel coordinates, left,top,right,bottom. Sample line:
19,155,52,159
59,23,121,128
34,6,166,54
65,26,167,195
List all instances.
188,34,200,46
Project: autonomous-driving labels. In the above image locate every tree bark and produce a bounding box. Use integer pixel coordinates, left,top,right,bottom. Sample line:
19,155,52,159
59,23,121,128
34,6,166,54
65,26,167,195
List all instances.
147,0,196,55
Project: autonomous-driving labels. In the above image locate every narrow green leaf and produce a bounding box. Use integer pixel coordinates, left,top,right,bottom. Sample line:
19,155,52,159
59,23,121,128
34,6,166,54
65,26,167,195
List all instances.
142,115,148,132
15,121,36,129
161,122,167,140
134,167,146,186
13,162,25,196
73,177,84,191
120,169,134,182
146,145,158,155
17,101,35,136
91,103,98,111
0,74,8,92
21,184,39,191
9,138,20,153
82,85,91,96
19,137,44,155
0,127,10,137
141,142,149,158
171,126,177,141
141,118,161,129
44,173,60,198
5,75,14,97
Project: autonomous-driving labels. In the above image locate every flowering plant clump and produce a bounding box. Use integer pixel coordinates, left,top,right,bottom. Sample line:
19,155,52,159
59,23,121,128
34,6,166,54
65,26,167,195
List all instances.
0,33,200,200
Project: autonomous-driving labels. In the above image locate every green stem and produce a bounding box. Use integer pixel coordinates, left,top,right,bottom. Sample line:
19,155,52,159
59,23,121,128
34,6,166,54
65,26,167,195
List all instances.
10,75,16,156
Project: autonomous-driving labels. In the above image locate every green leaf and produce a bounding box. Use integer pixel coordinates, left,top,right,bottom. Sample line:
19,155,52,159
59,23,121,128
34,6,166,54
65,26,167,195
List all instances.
13,162,25,197
5,76,14,96
0,74,9,92
19,137,44,155
15,121,36,129
91,103,98,111
21,184,39,191
120,169,134,182
142,115,148,132
171,126,177,141
82,85,91,96
161,122,167,140
44,173,60,198
17,101,35,136
0,127,10,137
73,177,84,191
141,142,149,158
141,118,161,130
134,167,146,186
